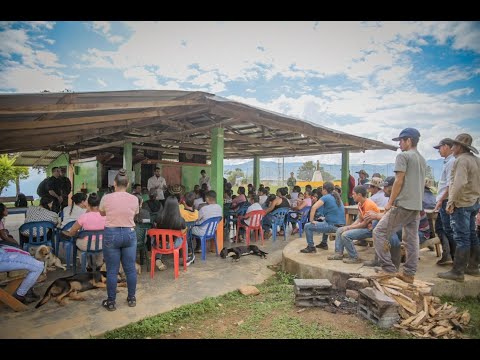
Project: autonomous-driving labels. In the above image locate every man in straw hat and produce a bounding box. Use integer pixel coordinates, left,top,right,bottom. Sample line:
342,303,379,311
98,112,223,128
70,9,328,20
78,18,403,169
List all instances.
432,138,456,266
373,128,426,283
365,177,388,208
438,133,480,281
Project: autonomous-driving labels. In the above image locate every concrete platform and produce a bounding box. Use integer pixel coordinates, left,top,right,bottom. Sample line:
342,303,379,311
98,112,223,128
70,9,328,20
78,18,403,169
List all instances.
282,237,480,299
0,220,287,339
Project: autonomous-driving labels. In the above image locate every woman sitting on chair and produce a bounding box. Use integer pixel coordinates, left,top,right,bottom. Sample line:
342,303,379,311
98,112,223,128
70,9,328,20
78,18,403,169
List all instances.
62,193,106,271
153,196,186,271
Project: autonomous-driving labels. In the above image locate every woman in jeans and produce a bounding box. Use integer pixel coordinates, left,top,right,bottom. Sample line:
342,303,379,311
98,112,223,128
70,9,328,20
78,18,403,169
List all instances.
99,169,139,311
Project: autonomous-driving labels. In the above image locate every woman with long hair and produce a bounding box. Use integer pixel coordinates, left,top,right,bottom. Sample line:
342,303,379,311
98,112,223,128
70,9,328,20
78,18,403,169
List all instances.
61,192,87,227
99,169,139,311
153,195,186,270
0,203,20,247
301,181,346,253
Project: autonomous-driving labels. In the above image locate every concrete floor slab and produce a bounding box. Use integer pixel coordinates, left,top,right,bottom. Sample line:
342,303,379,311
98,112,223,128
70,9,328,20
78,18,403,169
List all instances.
282,237,480,299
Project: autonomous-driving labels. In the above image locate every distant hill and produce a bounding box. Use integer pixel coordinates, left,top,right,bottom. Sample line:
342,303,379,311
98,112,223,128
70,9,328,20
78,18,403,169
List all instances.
224,159,445,182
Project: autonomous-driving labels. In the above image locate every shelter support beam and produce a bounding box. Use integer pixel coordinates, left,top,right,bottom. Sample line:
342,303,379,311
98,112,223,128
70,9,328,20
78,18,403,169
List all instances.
253,156,260,190
123,142,133,191
341,150,349,205
211,127,224,251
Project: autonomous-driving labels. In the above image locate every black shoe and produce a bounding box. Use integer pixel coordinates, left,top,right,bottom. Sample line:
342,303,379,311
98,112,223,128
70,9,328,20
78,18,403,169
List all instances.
13,292,37,304
186,254,195,266
300,246,317,253
315,243,328,250
127,296,136,307
102,299,117,311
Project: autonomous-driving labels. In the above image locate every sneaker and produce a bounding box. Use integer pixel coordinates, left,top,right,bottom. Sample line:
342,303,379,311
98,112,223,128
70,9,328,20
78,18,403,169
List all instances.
315,243,328,250
186,254,195,266
127,296,136,307
13,292,37,304
397,272,415,284
155,259,167,271
300,246,317,253
343,257,362,264
327,253,344,260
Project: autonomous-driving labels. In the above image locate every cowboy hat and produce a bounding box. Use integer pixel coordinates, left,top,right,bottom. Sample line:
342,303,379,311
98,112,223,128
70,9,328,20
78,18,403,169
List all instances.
365,177,384,189
424,178,436,191
444,133,478,154
167,184,185,195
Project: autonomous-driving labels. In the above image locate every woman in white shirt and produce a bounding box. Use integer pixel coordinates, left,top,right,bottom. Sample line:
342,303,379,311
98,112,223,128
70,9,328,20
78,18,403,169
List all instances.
61,192,87,227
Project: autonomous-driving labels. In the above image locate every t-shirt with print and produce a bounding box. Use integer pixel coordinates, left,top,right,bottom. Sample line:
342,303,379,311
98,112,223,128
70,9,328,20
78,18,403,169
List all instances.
393,149,426,211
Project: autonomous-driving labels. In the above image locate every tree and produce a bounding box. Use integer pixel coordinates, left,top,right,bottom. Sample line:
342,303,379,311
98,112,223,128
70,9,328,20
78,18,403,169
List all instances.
426,165,434,180
320,166,335,182
225,168,245,185
297,161,316,181
0,155,29,195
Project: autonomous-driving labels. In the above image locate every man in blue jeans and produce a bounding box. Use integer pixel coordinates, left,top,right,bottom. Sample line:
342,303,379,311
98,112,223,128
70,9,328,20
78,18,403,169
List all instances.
433,138,456,265
438,134,480,282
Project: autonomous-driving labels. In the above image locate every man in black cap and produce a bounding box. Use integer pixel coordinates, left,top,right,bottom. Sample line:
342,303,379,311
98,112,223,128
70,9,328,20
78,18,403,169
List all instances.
438,133,480,281
432,138,456,266
372,128,426,283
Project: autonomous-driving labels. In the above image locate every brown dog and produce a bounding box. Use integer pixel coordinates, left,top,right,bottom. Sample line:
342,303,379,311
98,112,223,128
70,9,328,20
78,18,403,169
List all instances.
30,245,67,273
35,272,107,308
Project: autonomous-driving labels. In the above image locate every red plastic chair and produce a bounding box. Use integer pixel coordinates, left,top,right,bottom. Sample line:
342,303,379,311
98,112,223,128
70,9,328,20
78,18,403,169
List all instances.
236,210,266,246
147,229,187,280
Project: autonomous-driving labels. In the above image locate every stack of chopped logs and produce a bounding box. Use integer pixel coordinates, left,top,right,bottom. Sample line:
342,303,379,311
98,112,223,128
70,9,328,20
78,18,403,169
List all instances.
364,274,471,339
293,279,332,307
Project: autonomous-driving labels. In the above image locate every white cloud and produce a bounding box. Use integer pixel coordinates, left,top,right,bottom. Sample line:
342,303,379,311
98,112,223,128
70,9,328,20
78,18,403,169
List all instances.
0,65,72,92
426,66,477,86
88,21,124,44
97,78,107,87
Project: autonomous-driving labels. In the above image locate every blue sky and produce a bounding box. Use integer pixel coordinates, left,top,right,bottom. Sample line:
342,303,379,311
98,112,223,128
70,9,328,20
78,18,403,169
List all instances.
1,21,479,166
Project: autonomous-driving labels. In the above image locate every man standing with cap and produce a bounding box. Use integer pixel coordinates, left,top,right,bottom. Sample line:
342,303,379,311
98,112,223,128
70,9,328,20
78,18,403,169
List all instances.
438,134,480,281
433,138,456,265
373,128,426,283
147,165,167,206
356,169,369,186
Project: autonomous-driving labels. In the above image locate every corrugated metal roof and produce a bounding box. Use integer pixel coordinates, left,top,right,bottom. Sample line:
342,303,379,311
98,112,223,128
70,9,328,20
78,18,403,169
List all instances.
13,150,64,166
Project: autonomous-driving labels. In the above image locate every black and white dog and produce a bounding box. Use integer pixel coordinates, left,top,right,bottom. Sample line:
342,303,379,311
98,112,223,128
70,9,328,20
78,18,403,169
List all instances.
220,245,268,261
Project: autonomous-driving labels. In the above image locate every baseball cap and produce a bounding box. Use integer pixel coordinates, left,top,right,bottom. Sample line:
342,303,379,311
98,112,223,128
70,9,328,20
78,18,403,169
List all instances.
383,176,395,187
392,128,421,141
433,138,453,149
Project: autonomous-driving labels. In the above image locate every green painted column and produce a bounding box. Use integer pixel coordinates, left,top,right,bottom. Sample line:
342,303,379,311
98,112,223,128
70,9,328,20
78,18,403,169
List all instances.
341,150,349,205
123,142,133,191
253,156,260,190
211,127,225,251
133,162,142,185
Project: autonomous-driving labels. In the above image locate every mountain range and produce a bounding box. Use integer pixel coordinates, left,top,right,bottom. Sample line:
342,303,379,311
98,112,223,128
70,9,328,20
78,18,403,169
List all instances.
1,159,444,198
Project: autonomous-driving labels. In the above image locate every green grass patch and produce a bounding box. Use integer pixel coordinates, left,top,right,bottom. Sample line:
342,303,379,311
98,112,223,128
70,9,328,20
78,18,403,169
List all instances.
101,270,405,339
440,295,480,339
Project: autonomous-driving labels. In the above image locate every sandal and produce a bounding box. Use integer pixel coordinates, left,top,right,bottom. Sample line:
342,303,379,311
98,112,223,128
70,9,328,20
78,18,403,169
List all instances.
102,299,116,311
127,296,136,307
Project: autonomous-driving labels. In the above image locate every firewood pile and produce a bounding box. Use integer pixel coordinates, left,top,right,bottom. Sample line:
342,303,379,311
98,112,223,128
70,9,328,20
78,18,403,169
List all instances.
367,274,471,339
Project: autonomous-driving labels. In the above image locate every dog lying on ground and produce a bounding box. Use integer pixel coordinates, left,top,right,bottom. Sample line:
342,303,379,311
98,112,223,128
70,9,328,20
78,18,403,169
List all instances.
99,261,141,279
35,272,107,308
220,245,268,261
29,245,67,273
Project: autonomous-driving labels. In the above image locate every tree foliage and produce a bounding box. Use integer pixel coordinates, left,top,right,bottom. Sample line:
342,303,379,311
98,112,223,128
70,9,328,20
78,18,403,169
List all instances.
225,168,246,185
0,155,29,194
297,161,316,181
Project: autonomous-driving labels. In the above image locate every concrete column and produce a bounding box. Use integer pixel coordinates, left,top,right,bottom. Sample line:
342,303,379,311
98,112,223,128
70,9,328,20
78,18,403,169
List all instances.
211,127,224,251
341,150,349,205
123,142,133,191
253,155,260,190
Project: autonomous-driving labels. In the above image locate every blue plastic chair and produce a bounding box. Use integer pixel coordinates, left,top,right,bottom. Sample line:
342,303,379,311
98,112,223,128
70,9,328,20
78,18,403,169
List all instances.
55,221,76,270
191,216,222,261
268,207,290,242
19,221,57,253
72,230,104,273
286,206,311,238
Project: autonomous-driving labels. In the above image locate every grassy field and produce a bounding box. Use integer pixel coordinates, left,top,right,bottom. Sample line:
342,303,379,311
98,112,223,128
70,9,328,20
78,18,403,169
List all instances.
101,270,407,339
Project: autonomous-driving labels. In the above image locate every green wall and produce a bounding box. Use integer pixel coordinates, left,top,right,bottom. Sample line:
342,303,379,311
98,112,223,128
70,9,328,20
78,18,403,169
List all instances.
47,154,69,176
181,165,211,193
73,161,98,194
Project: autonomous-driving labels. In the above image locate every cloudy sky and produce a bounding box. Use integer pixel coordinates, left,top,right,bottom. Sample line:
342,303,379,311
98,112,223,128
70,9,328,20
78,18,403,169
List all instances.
1,21,479,165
